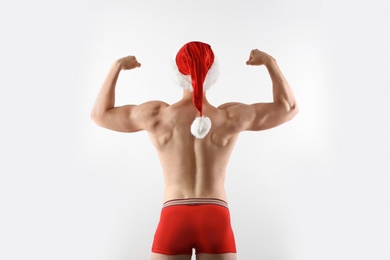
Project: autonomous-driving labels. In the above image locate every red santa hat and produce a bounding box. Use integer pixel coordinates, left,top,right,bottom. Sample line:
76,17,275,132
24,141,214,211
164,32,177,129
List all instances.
174,41,219,138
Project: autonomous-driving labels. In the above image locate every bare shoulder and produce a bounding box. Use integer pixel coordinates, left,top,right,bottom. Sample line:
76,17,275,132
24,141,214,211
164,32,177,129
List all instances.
138,100,170,110
134,100,169,119
134,100,170,117
216,102,255,133
217,102,254,119
217,102,242,110
129,100,170,132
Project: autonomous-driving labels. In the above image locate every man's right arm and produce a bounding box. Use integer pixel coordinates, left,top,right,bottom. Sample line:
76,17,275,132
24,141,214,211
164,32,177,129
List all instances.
219,49,298,132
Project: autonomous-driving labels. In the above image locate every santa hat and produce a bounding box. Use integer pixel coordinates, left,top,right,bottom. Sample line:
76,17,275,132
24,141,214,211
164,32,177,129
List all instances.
174,41,219,138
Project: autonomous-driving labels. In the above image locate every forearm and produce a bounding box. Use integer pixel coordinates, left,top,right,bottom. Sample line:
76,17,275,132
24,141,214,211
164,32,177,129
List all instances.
265,58,297,110
91,60,122,118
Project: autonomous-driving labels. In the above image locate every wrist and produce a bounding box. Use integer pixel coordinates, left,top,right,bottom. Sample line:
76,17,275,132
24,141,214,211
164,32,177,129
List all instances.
112,59,123,70
264,55,276,67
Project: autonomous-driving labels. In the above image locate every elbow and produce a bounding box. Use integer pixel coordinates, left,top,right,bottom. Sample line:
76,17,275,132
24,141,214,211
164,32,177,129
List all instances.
290,101,299,116
90,111,104,125
280,99,299,117
288,101,299,119
90,111,98,123
278,100,298,122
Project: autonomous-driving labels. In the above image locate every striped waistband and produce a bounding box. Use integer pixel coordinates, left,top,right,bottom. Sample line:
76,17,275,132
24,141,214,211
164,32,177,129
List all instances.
163,198,228,209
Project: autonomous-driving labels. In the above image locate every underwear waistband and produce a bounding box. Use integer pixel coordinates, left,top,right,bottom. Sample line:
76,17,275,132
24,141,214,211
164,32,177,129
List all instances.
163,198,228,209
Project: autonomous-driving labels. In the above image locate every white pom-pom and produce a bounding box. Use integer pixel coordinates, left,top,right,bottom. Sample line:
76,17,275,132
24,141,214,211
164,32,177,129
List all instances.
191,116,212,139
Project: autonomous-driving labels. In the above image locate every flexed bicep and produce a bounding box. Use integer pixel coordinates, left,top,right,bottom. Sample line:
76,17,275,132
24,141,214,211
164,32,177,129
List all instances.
92,101,169,133
245,102,297,131
221,102,297,133
92,105,140,132
224,49,298,132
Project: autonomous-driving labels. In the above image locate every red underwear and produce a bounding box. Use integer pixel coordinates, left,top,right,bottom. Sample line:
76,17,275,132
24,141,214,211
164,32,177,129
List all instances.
151,198,237,255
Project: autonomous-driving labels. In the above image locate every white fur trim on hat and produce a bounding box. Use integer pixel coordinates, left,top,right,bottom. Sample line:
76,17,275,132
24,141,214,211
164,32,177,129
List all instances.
172,57,219,91
191,116,212,139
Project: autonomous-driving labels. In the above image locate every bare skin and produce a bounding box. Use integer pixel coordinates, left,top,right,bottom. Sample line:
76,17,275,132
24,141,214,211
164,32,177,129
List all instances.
91,49,298,260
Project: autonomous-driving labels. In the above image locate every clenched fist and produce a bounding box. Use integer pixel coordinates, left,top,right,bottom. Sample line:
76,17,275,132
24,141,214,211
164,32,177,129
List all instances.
246,49,274,66
118,55,141,70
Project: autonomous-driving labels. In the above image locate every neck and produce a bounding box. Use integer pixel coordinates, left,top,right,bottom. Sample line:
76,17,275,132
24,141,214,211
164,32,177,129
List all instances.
182,90,209,105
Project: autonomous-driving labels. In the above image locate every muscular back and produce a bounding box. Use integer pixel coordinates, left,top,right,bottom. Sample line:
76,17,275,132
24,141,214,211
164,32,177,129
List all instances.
91,52,298,203
147,99,239,202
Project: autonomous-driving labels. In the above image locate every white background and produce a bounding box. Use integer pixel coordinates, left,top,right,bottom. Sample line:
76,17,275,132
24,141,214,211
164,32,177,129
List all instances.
1,0,389,259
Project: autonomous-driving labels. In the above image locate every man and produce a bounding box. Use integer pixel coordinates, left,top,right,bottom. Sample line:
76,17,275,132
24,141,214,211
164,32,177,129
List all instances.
91,42,298,260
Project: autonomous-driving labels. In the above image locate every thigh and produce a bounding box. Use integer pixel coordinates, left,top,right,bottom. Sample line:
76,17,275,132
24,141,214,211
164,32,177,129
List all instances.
196,253,237,260
151,252,192,260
